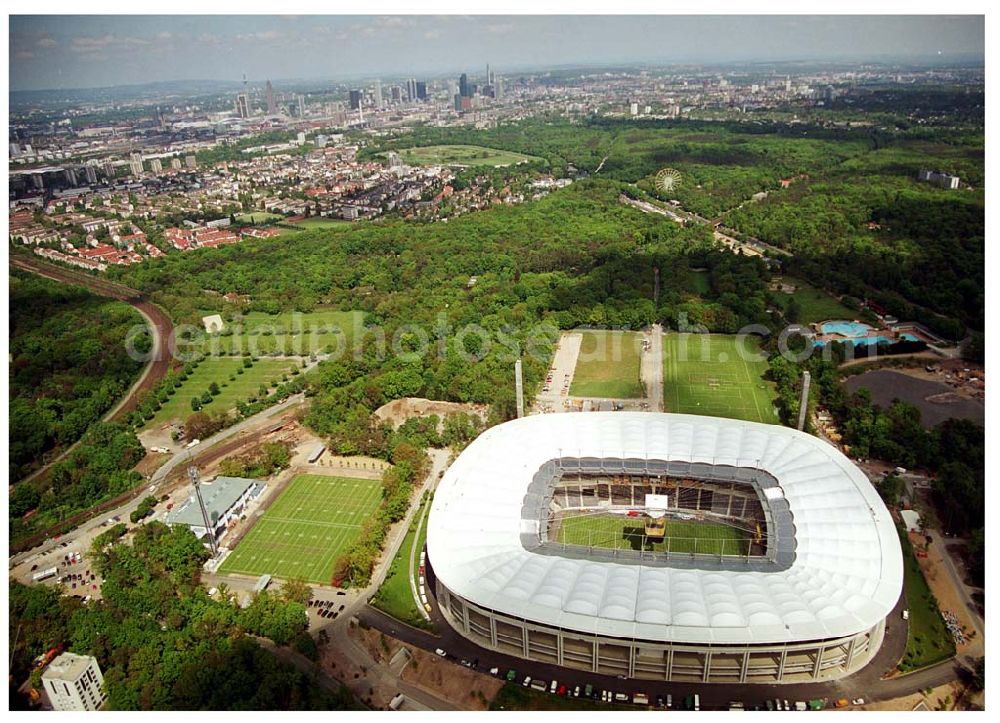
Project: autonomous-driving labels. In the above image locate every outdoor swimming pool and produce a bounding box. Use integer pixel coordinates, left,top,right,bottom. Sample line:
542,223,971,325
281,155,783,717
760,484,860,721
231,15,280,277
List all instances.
900,333,920,342
814,335,892,348
819,320,873,337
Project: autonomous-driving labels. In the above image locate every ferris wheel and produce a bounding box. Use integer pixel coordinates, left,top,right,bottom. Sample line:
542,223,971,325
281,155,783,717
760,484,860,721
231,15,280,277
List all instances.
654,167,683,195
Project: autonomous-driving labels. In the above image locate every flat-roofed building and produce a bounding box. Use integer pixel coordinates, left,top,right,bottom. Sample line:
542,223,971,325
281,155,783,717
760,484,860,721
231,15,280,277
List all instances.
42,653,106,711
165,476,264,546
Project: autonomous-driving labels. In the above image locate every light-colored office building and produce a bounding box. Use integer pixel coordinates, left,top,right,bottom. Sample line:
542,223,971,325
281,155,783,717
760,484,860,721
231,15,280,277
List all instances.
42,653,106,711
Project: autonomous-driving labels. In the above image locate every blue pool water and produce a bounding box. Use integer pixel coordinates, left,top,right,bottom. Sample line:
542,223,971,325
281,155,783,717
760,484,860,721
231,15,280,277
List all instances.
901,333,920,342
820,320,873,338
814,336,891,348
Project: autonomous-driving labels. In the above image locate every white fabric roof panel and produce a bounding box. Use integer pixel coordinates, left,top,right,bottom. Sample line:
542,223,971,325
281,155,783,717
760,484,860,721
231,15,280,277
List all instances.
427,412,903,645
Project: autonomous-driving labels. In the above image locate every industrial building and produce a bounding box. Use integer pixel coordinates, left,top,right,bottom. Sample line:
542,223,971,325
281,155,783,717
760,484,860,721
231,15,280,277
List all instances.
428,413,903,683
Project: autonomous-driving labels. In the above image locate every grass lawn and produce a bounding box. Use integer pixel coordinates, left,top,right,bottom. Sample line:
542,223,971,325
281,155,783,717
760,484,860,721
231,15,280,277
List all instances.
570,330,644,398
772,276,858,324
371,492,432,629
235,212,284,224
398,144,543,168
197,309,363,357
291,217,352,229
555,513,754,556
663,333,778,424
490,683,633,711
219,474,383,584
897,525,956,671
142,357,296,430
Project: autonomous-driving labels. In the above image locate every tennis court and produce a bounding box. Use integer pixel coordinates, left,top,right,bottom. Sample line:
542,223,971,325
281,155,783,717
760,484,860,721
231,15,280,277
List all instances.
219,474,382,584
662,333,777,424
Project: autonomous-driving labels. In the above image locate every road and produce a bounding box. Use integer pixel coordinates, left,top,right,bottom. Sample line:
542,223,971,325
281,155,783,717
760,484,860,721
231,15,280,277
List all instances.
925,529,984,651
302,448,459,709
350,552,966,711
10,393,307,568
640,324,664,412
11,256,175,486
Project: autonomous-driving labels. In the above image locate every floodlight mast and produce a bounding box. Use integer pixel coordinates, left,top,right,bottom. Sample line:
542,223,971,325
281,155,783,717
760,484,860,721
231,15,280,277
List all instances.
188,467,219,557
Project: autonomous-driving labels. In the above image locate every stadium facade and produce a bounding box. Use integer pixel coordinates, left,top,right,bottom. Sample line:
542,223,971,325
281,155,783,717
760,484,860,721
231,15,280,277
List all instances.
427,413,903,683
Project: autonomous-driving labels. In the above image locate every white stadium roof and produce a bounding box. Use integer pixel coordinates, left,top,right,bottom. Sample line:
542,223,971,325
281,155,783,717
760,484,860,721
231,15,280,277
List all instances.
427,413,903,646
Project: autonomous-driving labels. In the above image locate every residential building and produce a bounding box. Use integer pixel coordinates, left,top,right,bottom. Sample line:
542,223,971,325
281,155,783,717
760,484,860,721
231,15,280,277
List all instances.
373,79,383,107
170,157,182,170
349,89,362,110
42,653,106,711
185,155,196,170
150,158,163,174
129,153,144,176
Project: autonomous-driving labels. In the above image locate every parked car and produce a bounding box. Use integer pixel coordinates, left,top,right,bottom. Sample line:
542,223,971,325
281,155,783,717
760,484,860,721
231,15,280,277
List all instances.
530,679,547,693
522,676,531,687
573,686,580,698
852,698,866,706
506,670,517,682
489,667,499,676
434,648,446,657
835,699,850,708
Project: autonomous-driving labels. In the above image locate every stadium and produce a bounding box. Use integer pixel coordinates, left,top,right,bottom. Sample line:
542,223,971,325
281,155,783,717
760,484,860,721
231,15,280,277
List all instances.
427,412,903,683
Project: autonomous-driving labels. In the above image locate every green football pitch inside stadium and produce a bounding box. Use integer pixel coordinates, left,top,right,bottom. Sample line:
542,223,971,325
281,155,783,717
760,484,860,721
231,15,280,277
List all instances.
663,333,778,424
219,474,382,584
555,513,756,556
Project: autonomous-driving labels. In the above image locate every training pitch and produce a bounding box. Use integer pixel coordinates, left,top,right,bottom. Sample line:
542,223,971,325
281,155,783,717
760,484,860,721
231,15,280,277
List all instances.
569,330,645,398
555,513,755,556
663,333,777,424
219,474,382,584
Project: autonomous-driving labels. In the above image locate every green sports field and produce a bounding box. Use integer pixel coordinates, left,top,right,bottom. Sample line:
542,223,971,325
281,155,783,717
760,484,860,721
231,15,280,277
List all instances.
555,513,755,556
663,333,778,424
570,330,645,398
219,474,382,584
142,357,296,430
397,144,543,167
197,309,363,356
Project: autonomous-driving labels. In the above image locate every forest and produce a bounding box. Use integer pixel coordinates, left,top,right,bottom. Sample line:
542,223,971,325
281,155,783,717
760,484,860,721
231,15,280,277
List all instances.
368,115,983,336
9,522,355,710
9,270,146,482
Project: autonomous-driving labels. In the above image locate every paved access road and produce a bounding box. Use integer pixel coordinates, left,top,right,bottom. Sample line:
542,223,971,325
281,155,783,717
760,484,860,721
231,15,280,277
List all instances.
10,394,306,569
639,324,664,412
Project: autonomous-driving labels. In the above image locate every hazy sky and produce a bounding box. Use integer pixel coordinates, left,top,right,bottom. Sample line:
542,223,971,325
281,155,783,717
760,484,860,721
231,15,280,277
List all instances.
9,15,985,91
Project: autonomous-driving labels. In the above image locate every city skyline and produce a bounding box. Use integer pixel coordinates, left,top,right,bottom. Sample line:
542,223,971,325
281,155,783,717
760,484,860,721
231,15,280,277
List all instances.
10,14,985,91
